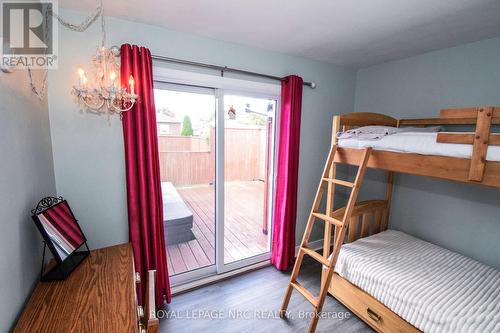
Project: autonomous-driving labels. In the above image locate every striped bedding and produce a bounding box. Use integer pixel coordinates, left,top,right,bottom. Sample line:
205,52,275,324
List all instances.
332,230,500,333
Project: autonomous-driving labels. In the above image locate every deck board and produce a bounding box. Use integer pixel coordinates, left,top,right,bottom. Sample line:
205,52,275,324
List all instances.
166,181,269,276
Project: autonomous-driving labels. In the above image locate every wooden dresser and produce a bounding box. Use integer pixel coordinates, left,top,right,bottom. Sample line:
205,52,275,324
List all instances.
14,243,141,333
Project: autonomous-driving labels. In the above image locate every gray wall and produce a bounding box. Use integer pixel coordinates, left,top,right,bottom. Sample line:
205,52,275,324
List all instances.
354,36,500,268
0,69,56,331
5,7,499,331
47,9,357,250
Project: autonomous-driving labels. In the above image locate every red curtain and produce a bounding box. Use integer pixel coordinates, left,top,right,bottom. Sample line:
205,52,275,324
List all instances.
42,202,84,248
271,75,303,271
121,44,171,306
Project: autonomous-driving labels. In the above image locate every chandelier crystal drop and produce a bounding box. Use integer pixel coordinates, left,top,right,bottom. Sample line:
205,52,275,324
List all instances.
72,46,137,116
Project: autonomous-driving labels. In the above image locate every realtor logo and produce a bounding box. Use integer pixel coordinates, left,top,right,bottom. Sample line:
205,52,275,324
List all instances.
1,0,58,69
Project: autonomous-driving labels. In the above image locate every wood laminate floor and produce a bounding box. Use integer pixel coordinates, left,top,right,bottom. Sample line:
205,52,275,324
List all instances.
159,257,374,333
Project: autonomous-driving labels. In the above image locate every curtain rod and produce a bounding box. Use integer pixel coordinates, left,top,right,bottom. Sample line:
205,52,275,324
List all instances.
151,54,316,89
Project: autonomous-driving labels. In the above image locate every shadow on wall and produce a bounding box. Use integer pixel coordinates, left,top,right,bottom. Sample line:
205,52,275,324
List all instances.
395,174,500,207
357,167,499,208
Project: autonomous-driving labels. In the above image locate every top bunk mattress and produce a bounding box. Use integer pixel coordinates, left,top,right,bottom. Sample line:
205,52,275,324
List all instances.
338,132,500,162
333,230,500,333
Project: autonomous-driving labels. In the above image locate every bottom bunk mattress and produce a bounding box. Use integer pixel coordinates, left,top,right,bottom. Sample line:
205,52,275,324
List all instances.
332,230,500,333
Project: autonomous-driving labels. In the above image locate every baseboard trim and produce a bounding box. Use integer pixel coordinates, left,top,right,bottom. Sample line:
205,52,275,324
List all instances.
295,238,324,255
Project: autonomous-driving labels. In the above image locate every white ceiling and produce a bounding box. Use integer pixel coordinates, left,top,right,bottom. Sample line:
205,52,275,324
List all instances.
60,0,500,67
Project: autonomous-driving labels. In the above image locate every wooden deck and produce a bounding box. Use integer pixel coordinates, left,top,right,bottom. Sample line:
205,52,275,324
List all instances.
166,181,269,276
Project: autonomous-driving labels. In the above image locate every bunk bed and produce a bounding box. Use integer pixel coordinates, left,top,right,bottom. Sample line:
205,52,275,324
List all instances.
321,106,500,333
333,107,500,187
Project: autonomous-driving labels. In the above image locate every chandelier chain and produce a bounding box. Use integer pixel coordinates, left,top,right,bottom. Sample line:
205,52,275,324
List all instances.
28,2,106,100
27,68,49,100
53,5,103,35
100,4,106,47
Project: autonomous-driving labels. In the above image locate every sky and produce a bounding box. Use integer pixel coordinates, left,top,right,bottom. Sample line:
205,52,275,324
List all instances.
154,89,276,130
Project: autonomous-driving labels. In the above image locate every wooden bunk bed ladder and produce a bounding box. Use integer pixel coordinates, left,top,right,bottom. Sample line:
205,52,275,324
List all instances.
279,146,372,333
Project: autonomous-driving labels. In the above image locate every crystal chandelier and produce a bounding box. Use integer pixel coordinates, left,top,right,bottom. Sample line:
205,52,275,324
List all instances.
72,45,137,115
71,2,137,116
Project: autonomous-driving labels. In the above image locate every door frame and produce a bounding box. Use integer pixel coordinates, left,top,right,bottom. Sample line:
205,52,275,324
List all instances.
153,66,280,286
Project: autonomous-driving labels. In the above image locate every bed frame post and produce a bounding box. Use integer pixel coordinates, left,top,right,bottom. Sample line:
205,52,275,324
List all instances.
331,115,341,145
382,172,394,231
469,107,494,181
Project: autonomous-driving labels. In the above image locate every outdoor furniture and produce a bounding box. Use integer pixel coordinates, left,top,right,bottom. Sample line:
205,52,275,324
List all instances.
161,182,194,245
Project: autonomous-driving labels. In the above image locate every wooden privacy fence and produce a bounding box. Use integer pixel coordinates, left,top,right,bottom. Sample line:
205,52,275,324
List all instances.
158,135,209,152
159,126,268,186
159,151,214,185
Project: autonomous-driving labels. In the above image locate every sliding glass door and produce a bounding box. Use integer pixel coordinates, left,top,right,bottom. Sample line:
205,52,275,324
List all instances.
154,83,217,281
222,93,276,268
154,74,279,285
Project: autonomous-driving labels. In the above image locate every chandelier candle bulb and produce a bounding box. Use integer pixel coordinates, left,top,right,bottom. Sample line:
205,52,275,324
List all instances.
129,75,135,95
109,71,117,89
82,74,88,88
78,68,85,88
